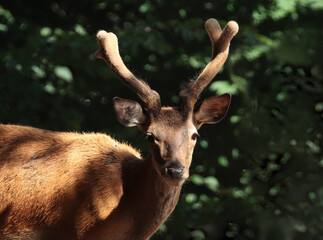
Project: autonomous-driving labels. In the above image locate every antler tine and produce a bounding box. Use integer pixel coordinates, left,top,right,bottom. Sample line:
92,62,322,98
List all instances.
95,31,161,112
179,19,239,113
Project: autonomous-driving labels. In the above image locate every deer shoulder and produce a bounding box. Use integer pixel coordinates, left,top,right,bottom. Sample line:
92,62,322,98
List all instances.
0,124,142,238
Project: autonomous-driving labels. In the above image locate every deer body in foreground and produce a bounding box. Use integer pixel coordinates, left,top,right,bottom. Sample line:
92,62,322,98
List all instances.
0,18,238,240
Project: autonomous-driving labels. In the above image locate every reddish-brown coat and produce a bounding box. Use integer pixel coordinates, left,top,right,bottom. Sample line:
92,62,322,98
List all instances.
0,124,179,239
0,18,238,240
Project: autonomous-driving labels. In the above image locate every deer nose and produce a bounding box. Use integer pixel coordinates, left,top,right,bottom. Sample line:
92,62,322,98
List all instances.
166,162,185,179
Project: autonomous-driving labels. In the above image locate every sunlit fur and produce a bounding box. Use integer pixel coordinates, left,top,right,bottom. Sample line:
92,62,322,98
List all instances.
0,123,183,239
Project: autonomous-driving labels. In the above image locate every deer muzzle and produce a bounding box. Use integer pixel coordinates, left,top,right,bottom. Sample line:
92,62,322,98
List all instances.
165,161,186,180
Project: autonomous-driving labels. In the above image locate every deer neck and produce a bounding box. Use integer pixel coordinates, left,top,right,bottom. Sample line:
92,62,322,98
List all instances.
122,153,183,237
84,153,183,239
127,153,182,210
143,153,182,201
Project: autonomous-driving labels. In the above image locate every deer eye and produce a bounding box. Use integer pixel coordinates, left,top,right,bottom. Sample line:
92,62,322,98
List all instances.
146,133,157,143
146,135,154,143
191,133,199,141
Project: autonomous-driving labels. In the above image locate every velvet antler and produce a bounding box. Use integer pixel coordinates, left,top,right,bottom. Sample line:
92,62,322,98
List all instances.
179,19,239,114
95,31,161,114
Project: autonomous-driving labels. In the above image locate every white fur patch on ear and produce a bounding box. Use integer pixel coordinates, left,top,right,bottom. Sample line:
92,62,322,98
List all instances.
113,97,146,127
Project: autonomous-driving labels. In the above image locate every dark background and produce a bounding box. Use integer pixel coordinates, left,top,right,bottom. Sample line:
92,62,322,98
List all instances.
0,0,322,239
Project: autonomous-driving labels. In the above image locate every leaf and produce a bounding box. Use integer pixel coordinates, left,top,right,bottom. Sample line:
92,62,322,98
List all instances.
54,66,73,82
204,176,219,192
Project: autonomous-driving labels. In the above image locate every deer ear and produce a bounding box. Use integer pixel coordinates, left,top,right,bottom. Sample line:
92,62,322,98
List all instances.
193,93,231,129
113,97,147,127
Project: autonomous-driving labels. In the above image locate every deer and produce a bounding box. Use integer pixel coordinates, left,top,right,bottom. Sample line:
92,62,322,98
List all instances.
0,18,238,240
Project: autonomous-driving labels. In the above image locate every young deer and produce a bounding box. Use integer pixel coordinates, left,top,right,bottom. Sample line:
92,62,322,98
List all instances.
0,18,238,240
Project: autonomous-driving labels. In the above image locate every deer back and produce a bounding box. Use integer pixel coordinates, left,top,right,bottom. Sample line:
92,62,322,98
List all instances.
0,124,142,238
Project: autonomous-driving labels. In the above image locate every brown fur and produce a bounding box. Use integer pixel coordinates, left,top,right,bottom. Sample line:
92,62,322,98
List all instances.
0,124,180,240
0,18,238,240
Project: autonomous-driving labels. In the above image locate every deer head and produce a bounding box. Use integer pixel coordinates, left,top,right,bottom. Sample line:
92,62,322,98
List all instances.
96,18,238,186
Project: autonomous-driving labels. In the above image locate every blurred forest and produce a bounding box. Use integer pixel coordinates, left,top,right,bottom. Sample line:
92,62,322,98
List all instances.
0,0,323,239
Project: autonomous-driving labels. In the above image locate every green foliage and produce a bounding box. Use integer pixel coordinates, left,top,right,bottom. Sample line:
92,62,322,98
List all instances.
1,0,322,239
